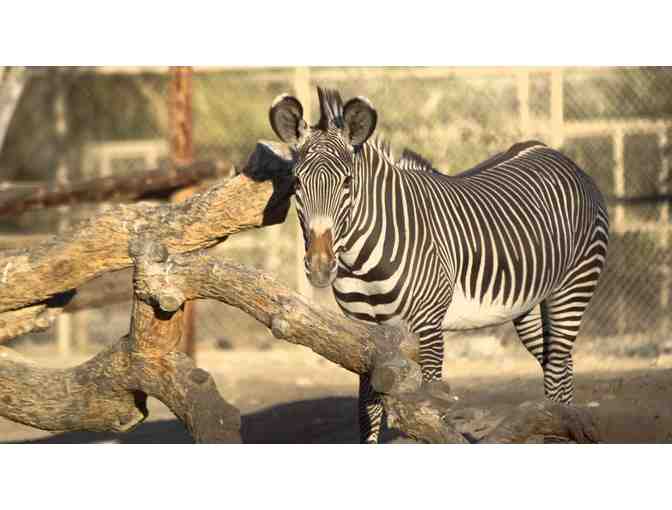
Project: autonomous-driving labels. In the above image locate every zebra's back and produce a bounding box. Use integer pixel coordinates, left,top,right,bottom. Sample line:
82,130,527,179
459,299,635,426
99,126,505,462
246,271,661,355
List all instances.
425,142,608,329
334,140,608,332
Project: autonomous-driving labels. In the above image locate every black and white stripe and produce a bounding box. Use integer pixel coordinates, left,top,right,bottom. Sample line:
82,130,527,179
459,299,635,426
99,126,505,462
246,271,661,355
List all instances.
271,88,609,443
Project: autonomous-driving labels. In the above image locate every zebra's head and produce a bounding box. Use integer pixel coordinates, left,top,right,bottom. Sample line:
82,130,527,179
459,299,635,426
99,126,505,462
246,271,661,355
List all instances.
269,86,377,287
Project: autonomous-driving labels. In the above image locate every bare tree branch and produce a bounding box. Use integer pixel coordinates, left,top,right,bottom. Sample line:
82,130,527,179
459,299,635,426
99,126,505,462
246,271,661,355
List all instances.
0,141,293,315
0,239,242,442
0,159,236,217
133,247,603,444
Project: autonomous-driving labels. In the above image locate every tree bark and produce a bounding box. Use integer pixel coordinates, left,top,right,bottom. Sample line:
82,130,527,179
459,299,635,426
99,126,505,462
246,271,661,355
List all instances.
131,247,603,444
0,239,242,442
0,141,294,315
0,141,293,442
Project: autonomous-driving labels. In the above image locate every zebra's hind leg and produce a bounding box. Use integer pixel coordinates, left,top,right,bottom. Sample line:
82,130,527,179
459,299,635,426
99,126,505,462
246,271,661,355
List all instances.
513,302,576,404
358,373,384,443
515,219,608,404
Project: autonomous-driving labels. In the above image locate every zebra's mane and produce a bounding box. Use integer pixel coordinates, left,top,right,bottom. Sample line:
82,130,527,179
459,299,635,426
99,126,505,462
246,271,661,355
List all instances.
365,137,438,174
396,149,436,173
316,87,345,130
367,136,392,159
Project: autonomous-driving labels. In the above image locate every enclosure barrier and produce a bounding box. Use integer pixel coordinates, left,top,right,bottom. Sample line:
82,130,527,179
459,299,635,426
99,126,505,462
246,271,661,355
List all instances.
0,141,601,443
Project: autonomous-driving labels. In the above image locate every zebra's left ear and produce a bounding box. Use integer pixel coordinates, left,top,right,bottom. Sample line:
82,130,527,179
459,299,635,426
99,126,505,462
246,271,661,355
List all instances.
343,96,377,147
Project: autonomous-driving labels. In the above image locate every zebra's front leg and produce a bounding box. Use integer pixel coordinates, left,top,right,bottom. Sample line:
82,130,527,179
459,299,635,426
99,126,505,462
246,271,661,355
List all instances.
358,373,384,443
415,324,447,388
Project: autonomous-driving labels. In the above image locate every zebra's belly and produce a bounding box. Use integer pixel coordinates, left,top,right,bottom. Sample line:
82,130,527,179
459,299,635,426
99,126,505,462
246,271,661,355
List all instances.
441,284,541,331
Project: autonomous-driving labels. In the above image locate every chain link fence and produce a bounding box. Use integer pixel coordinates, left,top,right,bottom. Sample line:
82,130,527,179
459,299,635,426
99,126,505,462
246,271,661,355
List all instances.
2,66,671,358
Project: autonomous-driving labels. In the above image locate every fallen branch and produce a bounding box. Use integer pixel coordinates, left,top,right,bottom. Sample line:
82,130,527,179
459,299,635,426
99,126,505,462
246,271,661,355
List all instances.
0,160,235,217
0,141,294,316
0,239,241,442
0,142,294,442
0,292,75,344
133,247,603,444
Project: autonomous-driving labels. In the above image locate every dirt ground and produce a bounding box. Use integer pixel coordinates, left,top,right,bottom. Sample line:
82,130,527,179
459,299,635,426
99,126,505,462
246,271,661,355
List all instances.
1,343,671,444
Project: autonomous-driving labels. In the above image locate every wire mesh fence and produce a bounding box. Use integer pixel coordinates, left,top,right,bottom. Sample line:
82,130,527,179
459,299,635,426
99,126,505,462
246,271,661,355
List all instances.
1,66,670,358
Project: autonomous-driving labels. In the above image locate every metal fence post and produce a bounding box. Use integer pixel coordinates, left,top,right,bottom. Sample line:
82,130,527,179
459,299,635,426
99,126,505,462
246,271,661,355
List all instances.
53,79,84,356
516,70,530,139
613,127,627,335
550,68,565,149
658,128,670,333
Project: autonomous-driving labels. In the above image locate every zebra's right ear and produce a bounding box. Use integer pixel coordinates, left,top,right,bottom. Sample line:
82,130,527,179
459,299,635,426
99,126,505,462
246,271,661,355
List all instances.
269,94,308,145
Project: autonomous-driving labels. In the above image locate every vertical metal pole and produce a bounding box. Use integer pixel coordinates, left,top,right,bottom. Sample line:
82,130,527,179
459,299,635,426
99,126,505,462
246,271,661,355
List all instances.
293,67,313,301
169,66,196,359
658,128,670,333
550,68,564,149
54,79,74,357
516,70,530,139
613,128,627,335
613,129,626,229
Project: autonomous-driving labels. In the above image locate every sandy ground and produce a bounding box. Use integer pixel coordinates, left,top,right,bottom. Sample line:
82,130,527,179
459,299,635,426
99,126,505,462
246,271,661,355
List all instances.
1,344,671,443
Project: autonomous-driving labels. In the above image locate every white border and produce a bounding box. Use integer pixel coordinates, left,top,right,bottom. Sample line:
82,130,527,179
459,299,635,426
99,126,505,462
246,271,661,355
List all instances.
1,2,670,65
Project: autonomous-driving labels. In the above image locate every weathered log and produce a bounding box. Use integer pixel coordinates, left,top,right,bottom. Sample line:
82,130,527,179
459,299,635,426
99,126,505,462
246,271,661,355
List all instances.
0,291,75,344
480,400,601,444
0,142,293,441
0,304,60,343
0,337,240,442
133,247,419,375
0,238,241,442
0,341,149,432
132,247,603,444
0,141,294,315
0,159,235,217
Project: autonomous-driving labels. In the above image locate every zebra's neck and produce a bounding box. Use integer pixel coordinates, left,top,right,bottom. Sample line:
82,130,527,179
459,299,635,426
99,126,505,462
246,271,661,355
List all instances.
338,144,411,270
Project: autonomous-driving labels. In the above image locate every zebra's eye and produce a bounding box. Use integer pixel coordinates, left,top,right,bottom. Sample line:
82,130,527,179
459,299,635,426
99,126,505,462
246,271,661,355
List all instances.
343,176,352,189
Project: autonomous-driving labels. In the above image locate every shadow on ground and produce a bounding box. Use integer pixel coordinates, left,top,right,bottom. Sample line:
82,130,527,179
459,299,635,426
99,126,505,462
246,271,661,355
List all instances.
6,368,672,444
7,397,398,444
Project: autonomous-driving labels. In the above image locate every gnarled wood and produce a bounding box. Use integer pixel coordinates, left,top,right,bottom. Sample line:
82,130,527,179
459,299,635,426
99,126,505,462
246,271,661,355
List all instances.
0,141,293,315
133,248,419,376
133,247,603,444
0,239,242,442
0,142,294,442
0,337,240,442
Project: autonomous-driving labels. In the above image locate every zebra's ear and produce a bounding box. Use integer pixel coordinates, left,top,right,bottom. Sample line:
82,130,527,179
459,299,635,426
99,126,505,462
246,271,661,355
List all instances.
269,94,308,145
343,96,377,147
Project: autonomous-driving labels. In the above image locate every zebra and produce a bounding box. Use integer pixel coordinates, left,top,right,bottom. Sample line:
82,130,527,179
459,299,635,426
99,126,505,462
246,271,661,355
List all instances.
268,87,610,443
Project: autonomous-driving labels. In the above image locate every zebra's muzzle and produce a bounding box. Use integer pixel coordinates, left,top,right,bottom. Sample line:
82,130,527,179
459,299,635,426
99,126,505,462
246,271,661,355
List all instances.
305,228,337,288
